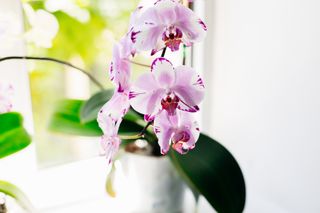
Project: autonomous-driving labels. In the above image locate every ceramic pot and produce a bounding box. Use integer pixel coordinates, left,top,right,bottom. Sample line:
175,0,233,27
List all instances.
112,142,185,213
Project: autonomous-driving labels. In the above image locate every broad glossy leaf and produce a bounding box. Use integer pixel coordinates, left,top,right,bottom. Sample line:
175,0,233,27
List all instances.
0,113,31,159
0,112,23,134
169,133,246,213
0,128,31,159
0,180,35,212
49,99,102,136
49,99,144,137
80,90,113,123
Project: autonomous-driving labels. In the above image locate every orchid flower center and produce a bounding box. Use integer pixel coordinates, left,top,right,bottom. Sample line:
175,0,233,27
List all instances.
161,94,179,115
172,131,191,154
162,26,183,51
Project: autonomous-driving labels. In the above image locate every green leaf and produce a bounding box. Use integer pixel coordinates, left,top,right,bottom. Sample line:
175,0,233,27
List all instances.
169,133,246,213
0,128,31,159
49,99,144,137
48,99,102,136
0,112,23,134
80,90,113,123
0,180,35,212
0,113,31,159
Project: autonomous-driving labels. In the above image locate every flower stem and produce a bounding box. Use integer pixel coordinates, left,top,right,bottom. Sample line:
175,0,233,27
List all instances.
0,56,105,90
161,47,167,57
119,134,143,140
139,121,153,136
127,60,150,68
183,44,187,65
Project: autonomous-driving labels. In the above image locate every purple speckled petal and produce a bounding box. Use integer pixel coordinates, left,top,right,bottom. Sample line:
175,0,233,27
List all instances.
130,87,165,118
171,111,200,154
110,41,131,92
174,5,207,44
131,6,165,52
154,110,175,154
172,65,205,112
100,134,121,164
97,91,130,136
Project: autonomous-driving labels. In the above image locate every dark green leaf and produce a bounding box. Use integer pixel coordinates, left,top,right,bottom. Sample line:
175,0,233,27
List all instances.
123,109,144,123
80,90,113,123
0,180,35,212
169,133,246,213
48,99,102,136
0,113,31,159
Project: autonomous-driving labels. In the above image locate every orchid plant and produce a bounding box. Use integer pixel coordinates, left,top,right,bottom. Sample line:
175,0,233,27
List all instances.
0,0,246,212
98,0,207,163
47,1,245,212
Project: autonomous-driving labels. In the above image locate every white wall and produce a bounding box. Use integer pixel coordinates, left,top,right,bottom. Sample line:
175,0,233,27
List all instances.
202,0,320,212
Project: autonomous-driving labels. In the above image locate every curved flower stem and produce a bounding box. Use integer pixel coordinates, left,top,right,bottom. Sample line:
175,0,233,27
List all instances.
119,134,143,140
127,60,150,68
0,56,105,90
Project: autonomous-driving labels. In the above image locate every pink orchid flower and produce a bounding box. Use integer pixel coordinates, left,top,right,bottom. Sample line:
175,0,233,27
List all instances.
129,57,204,121
0,83,13,114
154,110,200,155
131,0,207,54
97,91,130,163
109,35,134,93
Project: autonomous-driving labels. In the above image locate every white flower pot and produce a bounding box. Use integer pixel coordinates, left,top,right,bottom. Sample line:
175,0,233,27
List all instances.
113,143,185,213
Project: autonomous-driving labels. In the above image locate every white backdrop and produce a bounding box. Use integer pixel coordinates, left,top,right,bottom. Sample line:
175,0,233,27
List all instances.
201,0,320,212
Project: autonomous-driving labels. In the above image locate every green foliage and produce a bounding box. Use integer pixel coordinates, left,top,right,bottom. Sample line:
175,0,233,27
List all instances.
0,180,35,212
80,90,113,123
49,98,144,137
0,113,34,210
169,134,246,213
49,99,102,136
0,113,32,159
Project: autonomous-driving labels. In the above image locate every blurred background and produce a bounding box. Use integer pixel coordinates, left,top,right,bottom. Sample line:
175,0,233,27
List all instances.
1,0,320,212
25,0,141,168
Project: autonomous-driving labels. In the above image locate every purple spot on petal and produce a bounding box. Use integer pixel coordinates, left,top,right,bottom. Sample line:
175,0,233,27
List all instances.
193,76,205,88
131,31,141,43
129,91,145,99
118,83,124,93
144,114,155,122
151,49,158,56
198,19,207,31
144,22,155,25
151,57,172,72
